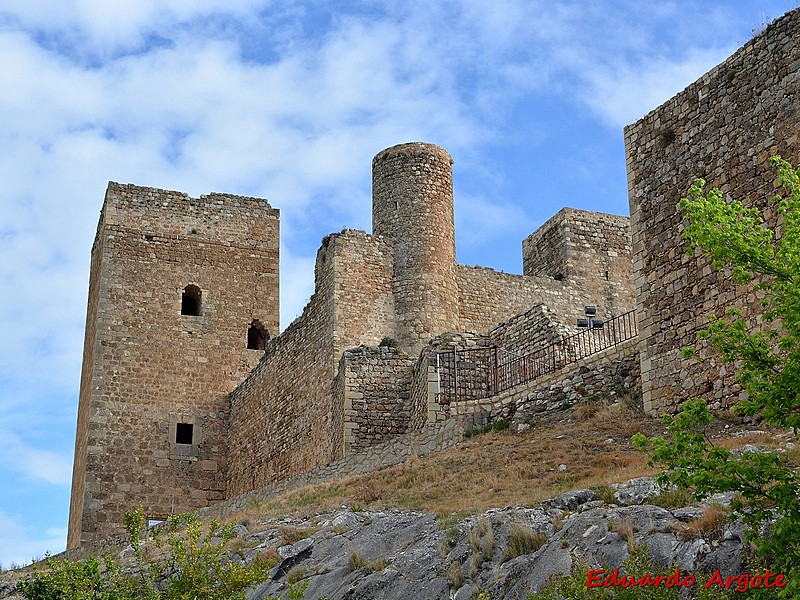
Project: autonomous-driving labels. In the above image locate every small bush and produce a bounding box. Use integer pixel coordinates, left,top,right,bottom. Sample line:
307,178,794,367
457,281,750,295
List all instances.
278,525,318,546
466,419,509,437
610,519,636,551
441,526,460,557
591,485,616,505
260,546,280,567
575,401,602,421
492,419,509,432
353,481,380,503
346,550,384,574
286,566,306,585
17,554,138,600
650,487,692,509
502,523,547,562
347,550,366,573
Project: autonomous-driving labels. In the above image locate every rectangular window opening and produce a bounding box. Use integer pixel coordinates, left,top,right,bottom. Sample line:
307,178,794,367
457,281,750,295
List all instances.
176,422,194,445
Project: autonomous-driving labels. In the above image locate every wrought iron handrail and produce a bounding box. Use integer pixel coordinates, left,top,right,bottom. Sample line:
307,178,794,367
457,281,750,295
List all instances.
435,309,637,404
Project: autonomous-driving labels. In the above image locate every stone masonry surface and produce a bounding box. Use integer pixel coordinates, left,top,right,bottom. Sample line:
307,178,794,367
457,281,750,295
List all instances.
336,345,415,453
625,8,800,414
68,6,800,553
68,183,279,548
70,141,636,549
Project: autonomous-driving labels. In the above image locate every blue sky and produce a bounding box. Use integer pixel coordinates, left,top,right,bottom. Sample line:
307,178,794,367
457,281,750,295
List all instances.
0,0,797,566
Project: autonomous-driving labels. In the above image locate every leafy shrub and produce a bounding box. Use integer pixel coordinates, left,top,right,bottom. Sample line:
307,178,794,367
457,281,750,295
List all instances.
17,554,139,600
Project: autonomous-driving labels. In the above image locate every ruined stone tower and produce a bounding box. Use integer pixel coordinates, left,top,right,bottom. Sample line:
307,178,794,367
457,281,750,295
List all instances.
67,183,279,548
372,142,460,353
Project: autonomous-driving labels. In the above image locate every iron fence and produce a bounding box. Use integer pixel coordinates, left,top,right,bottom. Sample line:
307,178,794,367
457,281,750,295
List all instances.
436,309,637,404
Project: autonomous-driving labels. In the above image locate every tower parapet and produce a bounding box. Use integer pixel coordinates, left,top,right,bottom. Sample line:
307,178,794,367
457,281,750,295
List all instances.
372,142,460,353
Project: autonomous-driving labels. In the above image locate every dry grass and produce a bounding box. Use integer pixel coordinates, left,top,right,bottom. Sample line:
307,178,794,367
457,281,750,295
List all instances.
502,523,547,562
610,519,636,551
445,561,465,590
278,525,319,546
469,518,494,576
678,504,729,540
347,550,385,574
222,403,774,534
227,403,661,525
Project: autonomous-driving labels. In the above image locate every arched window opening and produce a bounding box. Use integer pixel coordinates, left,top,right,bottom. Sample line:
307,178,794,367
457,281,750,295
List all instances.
181,285,202,316
247,321,269,350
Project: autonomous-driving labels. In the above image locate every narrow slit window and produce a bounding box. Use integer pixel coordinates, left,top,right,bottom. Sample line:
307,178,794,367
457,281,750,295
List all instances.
175,422,193,445
181,285,202,316
247,321,269,350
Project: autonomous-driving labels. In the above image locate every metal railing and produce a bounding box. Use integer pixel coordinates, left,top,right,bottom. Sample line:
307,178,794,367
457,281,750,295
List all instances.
436,310,637,404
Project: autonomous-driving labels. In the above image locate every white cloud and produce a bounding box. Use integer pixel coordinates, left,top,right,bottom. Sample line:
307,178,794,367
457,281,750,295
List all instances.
0,512,66,567
580,47,737,128
0,430,72,486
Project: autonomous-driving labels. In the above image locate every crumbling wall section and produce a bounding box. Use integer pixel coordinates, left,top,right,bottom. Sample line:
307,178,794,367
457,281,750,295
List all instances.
336,346,415,453
328,230,396,356
624,8,800,414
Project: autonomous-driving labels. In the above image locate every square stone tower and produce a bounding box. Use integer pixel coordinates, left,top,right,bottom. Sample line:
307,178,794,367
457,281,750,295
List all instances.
67,183,279,548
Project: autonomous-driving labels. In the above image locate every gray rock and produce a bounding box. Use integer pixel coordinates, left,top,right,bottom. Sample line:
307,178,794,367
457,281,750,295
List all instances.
612,477,662,505
549,489,596,510
672,506,704,522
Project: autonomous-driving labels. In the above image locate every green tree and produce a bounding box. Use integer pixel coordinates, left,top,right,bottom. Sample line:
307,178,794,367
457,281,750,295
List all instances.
633,155,800,597
16,554,136,600
18,509,272,600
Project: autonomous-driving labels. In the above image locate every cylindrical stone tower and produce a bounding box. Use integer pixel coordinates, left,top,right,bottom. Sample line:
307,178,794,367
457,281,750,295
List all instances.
372,142,459,353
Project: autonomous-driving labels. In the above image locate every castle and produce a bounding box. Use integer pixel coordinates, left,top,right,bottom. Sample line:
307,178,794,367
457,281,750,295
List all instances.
68,8,800,549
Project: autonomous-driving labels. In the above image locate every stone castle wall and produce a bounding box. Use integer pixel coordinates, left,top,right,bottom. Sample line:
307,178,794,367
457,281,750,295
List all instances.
335,346,415,453
327,230,396,355
67,183,279,548
227,238,341,497
624,9,800,414
491,338,641,424
523,208,634,319
488,303,575,357
67,219,104,549
71,143,640,548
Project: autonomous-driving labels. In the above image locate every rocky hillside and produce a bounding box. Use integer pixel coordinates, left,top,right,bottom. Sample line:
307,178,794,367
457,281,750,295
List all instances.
236,478,747,599
2,402,789,599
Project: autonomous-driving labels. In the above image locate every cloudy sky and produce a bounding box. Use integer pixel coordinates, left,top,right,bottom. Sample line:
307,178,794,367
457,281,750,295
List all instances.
0,0,797,566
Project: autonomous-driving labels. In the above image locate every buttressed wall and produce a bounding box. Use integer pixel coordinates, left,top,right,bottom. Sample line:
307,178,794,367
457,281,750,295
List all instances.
67,184,279,548
625,8,800,415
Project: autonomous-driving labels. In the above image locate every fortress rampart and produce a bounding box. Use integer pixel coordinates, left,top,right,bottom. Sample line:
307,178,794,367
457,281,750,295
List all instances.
624,8,800,414
68,141,634,547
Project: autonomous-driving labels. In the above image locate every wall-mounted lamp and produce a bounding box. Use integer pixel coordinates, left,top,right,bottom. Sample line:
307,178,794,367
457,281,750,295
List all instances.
577,306,604,329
